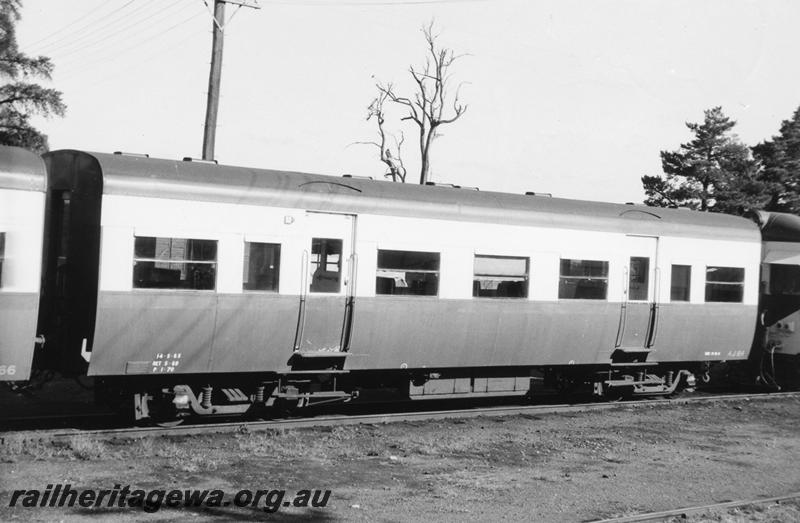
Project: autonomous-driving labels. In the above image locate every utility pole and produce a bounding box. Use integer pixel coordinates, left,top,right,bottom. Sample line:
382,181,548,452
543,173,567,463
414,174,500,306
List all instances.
201,0,260,161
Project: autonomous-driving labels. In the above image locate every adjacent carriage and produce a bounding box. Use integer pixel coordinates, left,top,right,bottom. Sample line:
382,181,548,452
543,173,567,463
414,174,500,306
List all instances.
0,146,46,382
748,211,800,388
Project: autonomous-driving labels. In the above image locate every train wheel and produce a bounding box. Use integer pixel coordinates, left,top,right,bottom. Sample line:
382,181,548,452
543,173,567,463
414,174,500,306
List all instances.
604,386,631,402
133,390,187,427
154,418,185,428
271,398,301,418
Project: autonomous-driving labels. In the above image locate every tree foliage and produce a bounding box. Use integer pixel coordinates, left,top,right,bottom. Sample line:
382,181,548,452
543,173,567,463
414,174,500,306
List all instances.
0,0,65,153
368,22,467,184
752,107,800,214
641,107,765,215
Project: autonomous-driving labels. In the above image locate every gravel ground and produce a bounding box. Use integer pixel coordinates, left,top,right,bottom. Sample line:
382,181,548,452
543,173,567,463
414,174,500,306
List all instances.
2,395,800,522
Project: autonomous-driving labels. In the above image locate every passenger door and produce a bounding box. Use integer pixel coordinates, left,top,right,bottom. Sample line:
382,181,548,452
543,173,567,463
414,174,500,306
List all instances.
616,236,659,350
293,212,356,352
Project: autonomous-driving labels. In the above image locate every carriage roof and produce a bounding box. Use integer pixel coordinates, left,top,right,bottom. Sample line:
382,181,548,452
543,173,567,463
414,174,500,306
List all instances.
44,149,760,241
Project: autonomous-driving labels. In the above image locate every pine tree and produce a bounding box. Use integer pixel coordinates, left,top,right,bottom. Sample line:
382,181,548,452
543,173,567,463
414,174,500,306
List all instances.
0,0,65,152
642,107,765,215
752,106,800,213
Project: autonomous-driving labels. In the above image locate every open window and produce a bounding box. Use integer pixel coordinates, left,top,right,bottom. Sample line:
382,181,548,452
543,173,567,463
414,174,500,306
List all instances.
473,255,528,298
376,249,439,296
558,259,609,300
133,236,217,290
705,266,744,303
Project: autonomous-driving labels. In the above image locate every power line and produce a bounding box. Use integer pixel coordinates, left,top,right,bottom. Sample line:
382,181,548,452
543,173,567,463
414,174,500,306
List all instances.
37,0,176,59
51,1,193,64
56,26,207,89
25,0,137,51
29,0,134,48
55,10,206,79
254,0,489,4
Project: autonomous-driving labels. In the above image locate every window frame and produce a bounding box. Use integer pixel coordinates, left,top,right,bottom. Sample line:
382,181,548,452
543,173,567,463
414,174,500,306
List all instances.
472,254,529,299
309,237,344,294
242,241,281,293
768,264,800,296
627,256,650,302
132,235,218,291
558,258,610,300
376,249,440,297
670,264,692,302
704,265,745,303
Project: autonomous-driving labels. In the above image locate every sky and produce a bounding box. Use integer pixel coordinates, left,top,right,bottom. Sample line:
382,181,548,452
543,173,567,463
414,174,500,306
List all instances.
16,0,800,204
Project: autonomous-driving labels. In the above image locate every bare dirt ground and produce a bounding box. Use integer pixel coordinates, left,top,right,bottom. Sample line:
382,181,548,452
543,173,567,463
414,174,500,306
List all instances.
2,395,800,522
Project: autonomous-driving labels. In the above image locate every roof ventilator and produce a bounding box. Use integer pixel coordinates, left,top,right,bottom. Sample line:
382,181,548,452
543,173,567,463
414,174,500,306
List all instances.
113,151,149,158
425,182,479,190
524,191,552,197
182,157,218,165
342,174,374,180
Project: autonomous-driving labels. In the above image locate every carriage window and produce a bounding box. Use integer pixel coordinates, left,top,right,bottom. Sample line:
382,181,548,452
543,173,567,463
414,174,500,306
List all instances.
376,249,439,296
670,265,691,302
473,255,528,298
310,238,342,293
133,236,217,290
243,242,281,292
769,264,800,296
705,266,744,302
558,259,609,299
0,232,5,288
628,256,649,301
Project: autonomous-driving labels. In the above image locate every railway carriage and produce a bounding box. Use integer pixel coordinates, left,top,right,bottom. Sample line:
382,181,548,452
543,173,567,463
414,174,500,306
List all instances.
749,211,800,388
25,148,762,421
0,146,47,382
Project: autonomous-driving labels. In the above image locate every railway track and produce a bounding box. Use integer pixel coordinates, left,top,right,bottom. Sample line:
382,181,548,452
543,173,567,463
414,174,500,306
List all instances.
4,390,799,442
592,492,800,522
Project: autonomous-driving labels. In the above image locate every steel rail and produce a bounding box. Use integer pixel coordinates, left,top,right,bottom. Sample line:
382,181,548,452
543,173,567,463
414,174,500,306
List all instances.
4,390,799,442
590,492,800,522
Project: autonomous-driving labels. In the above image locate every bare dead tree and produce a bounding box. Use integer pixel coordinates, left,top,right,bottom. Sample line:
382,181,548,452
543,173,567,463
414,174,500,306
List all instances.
361,91,408,182
376,21,468,185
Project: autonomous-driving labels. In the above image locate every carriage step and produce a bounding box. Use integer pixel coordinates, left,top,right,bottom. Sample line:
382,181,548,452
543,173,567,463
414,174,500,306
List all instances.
292,351,349,358
617,347,654,353
289,351,349,371
285,370,350,375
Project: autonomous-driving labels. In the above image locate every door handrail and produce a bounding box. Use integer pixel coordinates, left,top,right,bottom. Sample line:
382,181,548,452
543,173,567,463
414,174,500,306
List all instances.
646,267,661,348
614,265,629,348
293,250,309,351
340,253,357,352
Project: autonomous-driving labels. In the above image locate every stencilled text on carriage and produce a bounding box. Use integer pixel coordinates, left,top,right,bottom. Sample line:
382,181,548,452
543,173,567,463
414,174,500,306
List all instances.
152,353,182,373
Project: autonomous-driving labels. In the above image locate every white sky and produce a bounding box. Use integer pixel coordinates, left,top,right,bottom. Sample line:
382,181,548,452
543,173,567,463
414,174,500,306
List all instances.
16,0,800,203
